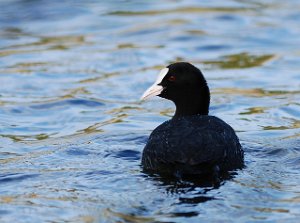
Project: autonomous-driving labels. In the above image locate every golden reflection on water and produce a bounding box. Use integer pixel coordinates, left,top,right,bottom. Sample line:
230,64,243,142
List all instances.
103,208,156,223
6,35,86,49
79,114,128,134
106,106,142,115
283,132,300,140
63,87,91,97
0,146,56,164
240,107,267,115
79,72,120,84
214,88,300,97
0,192,94,207
203,53,276,69
0,133,51,142
0,113,129,143
263,118,300,131
108,6,255,16
0,35,89,58
279,196,300,203
254,207,289,213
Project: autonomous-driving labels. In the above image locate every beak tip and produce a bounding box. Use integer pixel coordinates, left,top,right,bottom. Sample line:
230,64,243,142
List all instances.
140,67,168,102
140,83,164,101
140,92,148,101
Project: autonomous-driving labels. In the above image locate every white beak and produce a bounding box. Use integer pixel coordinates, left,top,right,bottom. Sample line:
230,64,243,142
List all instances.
141,68,169,100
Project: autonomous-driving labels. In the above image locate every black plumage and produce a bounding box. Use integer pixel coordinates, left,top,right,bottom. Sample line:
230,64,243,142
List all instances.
141,62,244,179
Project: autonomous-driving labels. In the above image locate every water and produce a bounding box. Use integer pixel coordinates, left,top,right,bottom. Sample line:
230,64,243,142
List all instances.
1,0,300,222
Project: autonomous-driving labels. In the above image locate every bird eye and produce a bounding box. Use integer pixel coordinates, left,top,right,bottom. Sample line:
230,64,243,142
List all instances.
168,75,176,82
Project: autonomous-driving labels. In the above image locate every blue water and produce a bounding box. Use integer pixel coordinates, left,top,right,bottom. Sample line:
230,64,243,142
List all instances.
1,0,300,222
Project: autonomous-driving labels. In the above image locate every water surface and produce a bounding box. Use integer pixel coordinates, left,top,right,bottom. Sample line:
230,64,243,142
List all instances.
1,0,300,222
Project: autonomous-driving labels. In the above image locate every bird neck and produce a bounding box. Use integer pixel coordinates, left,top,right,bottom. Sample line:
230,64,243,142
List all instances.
172,85,210,118
173,97,209,118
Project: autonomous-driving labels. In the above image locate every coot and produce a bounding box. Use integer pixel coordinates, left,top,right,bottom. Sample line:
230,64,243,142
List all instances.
141,62,244,179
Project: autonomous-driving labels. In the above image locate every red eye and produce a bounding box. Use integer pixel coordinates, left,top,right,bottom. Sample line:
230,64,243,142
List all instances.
168,75,176,82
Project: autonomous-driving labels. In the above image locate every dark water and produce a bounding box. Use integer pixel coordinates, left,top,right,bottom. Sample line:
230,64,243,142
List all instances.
1,0,300,222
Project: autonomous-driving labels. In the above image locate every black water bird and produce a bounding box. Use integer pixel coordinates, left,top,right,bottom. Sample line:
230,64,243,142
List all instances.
141,62,244,181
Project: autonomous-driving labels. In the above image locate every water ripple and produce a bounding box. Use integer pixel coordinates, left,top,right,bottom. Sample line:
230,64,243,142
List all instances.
0,0,300,222
30,98,104,109
0,173,39,184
